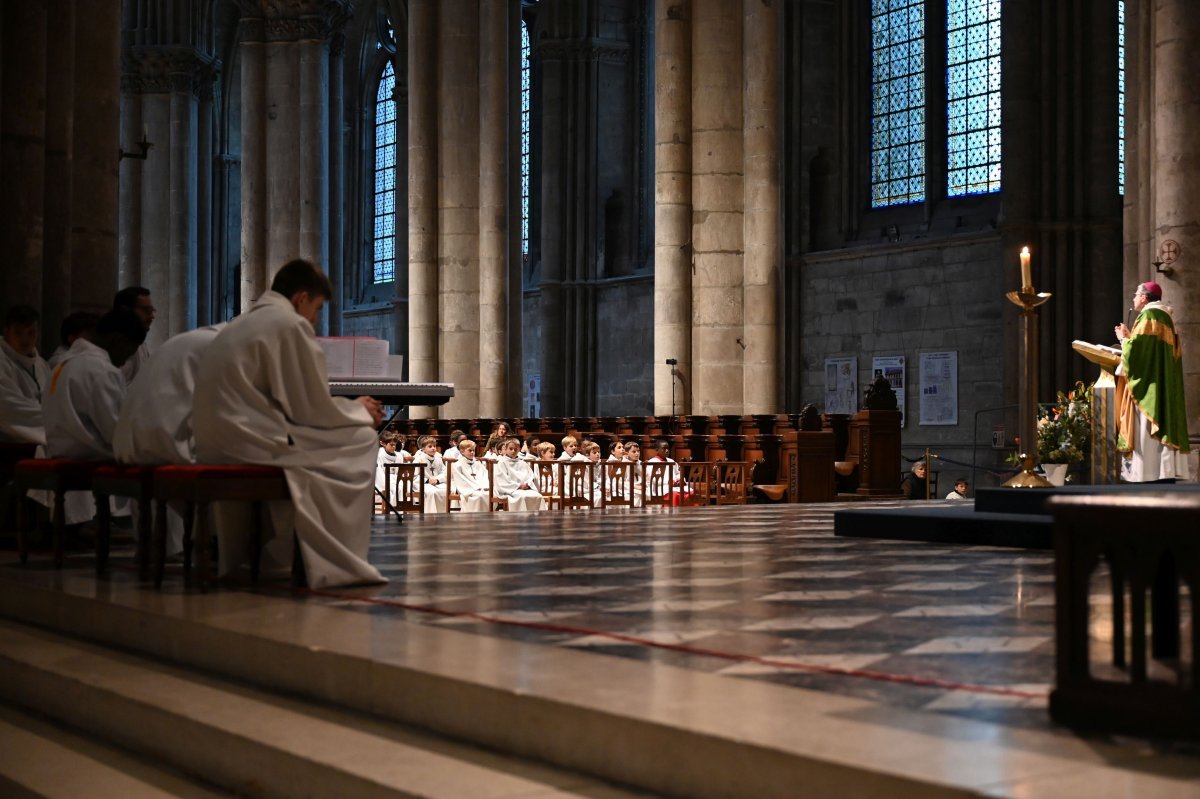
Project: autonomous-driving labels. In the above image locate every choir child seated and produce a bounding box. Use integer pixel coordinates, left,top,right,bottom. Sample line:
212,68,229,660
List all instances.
450,439,491,512
493,437,546,512
411,434,447,513
374,429,409,512
558,435,579,460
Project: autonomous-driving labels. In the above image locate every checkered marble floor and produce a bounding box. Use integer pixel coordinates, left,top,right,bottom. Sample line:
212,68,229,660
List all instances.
273,501,1170,735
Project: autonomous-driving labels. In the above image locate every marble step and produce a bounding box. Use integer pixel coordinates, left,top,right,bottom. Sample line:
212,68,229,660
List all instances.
0,702,234,799
0,619,648,799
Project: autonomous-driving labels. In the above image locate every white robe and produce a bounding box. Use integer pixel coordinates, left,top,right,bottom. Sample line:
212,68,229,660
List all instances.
192,291,384,589
40,339,126,524
493,455,545,512
1120,409,1191,482
0,338,51,445
375,447,409,495
450,456,491,513
113,324,224,554
120,341,152,385
46,344,70,370
411,450,446,513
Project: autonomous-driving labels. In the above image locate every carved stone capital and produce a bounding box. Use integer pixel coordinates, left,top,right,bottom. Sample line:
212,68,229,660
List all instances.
121,46,218,96
239,0,354,44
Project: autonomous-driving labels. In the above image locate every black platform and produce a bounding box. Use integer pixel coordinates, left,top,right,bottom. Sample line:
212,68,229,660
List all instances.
834,505,1052,549
834,482,1200,550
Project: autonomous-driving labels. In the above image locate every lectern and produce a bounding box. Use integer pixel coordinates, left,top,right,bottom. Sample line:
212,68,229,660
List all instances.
1071,340,1120,484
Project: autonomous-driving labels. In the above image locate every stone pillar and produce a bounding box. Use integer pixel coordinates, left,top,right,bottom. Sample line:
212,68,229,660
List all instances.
654,0,692,415
1150,0,1200,441
408,0,438,417
69,0,120,313
742,0,779,413
239,17,268,305
479,0,508,418
42,0,76,341
121,47,209,341
505,0,524,416
690,0,743,414
0,2,47,310
438,1,481,417
328,31,344,334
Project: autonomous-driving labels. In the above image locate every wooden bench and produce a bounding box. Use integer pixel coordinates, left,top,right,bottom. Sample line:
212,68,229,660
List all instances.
1047,493,1200,740
153,464,291,589
13,458,110,568
92,463,156,578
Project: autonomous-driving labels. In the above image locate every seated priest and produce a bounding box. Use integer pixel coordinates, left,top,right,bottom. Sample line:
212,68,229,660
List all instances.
192,259,386,588
0,304,51,445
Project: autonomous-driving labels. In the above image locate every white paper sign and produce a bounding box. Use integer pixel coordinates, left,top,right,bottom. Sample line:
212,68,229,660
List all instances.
317,337,391,379
919,351,958,425
824,357,858,415
872,355,906,427
318,338,355,379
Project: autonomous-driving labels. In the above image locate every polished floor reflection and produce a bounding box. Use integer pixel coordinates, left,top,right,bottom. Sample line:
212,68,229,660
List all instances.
258,502,1112,733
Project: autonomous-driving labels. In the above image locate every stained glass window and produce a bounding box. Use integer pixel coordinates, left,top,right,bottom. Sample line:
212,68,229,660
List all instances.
946,0,1001,196
1118,0,1125,195
373,60,397,283
521,19,532,256
870,0,927,207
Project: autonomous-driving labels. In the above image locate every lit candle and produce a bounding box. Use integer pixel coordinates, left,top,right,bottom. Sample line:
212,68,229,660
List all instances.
1020,246,1032,293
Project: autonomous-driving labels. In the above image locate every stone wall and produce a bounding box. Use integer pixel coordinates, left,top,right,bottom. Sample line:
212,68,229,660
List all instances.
594,276,654,415
799,234,1011,482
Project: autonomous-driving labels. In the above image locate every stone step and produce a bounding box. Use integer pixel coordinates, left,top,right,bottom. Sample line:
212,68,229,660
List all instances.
0,619,649,799
0,702,234,798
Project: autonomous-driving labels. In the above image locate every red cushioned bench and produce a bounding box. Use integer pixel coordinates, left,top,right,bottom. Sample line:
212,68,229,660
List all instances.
92,464,157,578
13,458,111,568
152,464,291,589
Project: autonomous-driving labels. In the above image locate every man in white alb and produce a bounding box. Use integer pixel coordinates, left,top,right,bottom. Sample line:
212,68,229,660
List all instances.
192,260,386,588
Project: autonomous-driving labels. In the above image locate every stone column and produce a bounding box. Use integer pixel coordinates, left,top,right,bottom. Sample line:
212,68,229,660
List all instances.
328,31,345,334
42,0,76,340
1150,0,1200,441
70,0,120,313
0,2,47,309
690,0,743,414
407,0,438,417
654,0,692,415
478,0,508,418
121,47,209,341
438,1,481,417
742,0,779,413
239,16,268,306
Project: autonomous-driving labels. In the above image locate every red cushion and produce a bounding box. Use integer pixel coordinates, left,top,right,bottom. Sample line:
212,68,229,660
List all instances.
95,464,158,480
15,458,109,477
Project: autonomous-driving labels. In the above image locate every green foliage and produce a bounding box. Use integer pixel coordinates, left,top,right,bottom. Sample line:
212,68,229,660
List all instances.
1037,381,1092,465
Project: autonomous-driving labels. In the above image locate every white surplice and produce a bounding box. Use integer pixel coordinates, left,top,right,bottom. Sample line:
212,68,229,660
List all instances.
0,338,51,445
411,450,446,513
450,455,490,513
113,324,224,554
120,341,152,385
40,338,126,524
192,291,384,589
493,455,545,512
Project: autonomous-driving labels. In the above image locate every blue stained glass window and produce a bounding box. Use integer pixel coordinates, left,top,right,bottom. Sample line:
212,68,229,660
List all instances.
1118,0,1125,195
870,0,927,207
521,20,531,256
946,0,1001,196
373,60,397,283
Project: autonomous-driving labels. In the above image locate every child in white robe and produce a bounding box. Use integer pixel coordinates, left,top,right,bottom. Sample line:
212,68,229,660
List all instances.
482,435,504,461
442,429,465,463
1,304,51,445
411,434,447,514
558,435,579,460
450,439,490,513
374,430,408,512
624,440,644,507
493,437,546,512
647,439,691,505
582,441,604,507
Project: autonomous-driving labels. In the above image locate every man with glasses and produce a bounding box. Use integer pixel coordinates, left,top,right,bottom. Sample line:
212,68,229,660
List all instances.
1114,281,1190,482
113,286,156,384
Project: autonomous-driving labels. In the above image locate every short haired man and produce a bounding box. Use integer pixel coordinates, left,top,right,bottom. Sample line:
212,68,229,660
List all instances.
113,286,156,384
0,304,51,445
193,260,386,588
48,311,101,369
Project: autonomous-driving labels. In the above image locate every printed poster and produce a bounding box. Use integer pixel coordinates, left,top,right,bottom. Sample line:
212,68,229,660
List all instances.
824,357,858,415
919,351,958,425
527,374,541,417
871,355,906,428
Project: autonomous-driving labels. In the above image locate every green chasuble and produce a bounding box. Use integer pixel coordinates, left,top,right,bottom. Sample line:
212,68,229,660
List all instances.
1118,302,1190,453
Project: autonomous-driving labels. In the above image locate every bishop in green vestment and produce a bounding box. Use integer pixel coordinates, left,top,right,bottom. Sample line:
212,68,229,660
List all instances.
1114,281,1190,482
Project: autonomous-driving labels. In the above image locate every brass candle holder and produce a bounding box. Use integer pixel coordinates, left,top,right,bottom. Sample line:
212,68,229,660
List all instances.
1003,285,1054,488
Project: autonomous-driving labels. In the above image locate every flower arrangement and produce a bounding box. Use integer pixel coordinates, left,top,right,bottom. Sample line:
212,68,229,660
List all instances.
1037,381,1092,465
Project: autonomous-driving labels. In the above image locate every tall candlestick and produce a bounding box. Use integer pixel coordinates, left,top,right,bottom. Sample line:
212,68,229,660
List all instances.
1020,247,1032,293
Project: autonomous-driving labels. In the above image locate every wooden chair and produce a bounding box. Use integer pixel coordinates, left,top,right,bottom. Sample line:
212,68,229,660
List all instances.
152,464,290,589
558,461,597,510
533,460,560,509
383,462,426,515
714,462,749,505
680,462,713,506
642,461,675,507
13,458,110,568
602,461,636,508
484,459,509,511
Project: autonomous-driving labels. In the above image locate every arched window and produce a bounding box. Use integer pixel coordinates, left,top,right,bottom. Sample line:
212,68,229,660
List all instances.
521,18,532,258
373,60,397,284
946,0,1001,197
1117,0,1126,195
870,0,926,207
